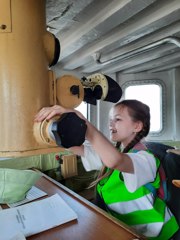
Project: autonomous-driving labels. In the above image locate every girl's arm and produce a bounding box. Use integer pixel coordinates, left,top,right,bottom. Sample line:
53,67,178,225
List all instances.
85,121,134,173
34,105,134,173
68,145,85,156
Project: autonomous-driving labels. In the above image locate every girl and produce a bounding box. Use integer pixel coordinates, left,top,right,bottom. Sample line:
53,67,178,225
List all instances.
34,99,179,239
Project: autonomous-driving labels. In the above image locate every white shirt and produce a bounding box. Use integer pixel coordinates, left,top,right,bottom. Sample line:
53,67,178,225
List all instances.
81,142,157,191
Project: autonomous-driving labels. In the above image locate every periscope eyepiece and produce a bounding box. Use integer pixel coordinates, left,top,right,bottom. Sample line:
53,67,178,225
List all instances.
81,73,122,105
51,112,87,148
34,112,87,148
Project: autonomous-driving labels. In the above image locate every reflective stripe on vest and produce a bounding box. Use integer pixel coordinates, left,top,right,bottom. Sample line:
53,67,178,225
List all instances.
97,152,179,239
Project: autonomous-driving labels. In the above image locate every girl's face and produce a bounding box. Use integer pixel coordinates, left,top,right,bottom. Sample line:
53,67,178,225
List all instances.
109,105,143,147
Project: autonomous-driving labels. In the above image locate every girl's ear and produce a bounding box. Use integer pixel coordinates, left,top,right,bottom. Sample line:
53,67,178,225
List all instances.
134,121,143,133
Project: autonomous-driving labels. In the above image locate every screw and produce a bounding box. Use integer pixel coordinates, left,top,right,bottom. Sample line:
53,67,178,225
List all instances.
0,24,7,30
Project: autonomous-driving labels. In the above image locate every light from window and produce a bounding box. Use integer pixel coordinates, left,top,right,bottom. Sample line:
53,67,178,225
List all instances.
124,84,161,132
75,101,87,118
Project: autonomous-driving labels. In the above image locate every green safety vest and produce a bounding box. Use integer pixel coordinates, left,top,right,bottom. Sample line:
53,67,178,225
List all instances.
97,150,179,240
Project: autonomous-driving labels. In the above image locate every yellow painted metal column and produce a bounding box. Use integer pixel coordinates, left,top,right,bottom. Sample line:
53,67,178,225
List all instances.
0,0,60,157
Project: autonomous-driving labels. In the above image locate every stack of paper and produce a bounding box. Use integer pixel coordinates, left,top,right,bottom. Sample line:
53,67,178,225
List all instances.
0,194,78,240
8,186,47,208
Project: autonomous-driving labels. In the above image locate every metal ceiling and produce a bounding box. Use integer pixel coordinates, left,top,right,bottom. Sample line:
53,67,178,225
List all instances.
46,0,180,75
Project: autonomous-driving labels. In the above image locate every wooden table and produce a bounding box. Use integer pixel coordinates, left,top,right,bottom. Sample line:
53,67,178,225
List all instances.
1,173,145,240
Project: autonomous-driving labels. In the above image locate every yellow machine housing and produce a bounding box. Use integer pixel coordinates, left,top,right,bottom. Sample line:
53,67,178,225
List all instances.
0,0,69,157
0,1,121,158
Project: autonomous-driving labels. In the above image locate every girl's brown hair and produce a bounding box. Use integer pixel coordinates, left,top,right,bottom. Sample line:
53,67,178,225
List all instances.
89,99,150,187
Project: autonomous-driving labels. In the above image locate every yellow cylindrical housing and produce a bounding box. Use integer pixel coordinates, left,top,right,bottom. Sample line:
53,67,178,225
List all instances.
0,0,61,157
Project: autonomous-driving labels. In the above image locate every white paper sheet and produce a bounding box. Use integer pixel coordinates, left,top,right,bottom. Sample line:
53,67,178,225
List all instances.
8,186,47,207
9,232,26,240
0,194,78,240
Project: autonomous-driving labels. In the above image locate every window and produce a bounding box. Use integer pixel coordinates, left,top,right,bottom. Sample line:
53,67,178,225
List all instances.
75,101,88,118
124,84,162,132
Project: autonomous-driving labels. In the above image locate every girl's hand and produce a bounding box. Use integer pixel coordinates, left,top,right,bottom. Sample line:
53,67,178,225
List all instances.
34,105,86,122
34,105,72,122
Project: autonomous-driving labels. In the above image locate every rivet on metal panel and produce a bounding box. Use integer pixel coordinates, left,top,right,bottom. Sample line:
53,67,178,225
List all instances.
0,24,7,30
